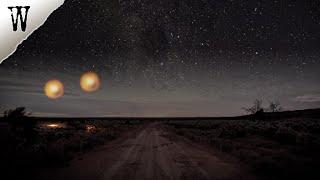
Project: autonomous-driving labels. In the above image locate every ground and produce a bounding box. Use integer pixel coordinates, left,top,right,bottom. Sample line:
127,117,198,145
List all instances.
2,113,320,180
36,122,256,180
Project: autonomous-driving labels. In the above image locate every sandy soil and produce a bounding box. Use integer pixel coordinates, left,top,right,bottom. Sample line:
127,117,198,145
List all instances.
39,122,256,180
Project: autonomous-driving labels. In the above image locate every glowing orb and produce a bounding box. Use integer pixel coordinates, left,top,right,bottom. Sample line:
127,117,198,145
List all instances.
80,72,100,92
44,79,64,99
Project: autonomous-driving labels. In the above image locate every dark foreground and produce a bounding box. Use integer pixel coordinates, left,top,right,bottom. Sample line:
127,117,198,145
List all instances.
1,109,320,180
37,122,255,180
168,117,320,180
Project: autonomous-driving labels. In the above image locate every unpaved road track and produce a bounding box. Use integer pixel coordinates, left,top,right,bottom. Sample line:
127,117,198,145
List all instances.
41,122,256,180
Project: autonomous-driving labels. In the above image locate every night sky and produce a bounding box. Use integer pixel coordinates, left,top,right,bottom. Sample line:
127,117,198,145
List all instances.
0,0,319,117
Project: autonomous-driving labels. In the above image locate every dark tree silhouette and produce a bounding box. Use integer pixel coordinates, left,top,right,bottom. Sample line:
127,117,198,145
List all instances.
242,99,265,120
242,99,264,114
3,107,35,139
4,107,29,119
268,101,283,112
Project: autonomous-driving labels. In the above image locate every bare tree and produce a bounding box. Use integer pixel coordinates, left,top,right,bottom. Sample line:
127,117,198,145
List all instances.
268,101,283,112
242,99,264,114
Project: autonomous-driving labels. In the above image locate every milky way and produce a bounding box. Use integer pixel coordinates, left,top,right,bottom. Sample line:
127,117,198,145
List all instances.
0,0,319,117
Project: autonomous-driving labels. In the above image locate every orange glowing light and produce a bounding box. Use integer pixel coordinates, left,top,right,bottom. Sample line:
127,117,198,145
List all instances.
80,72,100,92
47,124,59,128
44,79,64,99
86,125,96,132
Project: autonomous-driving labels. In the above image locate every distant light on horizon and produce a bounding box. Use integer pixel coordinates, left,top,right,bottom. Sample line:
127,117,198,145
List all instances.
47,123,59,128
86,125,96,132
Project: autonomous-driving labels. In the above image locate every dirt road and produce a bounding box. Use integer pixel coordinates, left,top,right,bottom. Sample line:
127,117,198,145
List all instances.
41,123,255,180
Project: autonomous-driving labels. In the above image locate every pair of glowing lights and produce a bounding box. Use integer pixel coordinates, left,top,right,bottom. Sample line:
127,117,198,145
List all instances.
44,72,100,99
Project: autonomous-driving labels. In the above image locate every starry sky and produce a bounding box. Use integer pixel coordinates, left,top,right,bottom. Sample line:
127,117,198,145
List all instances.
0,0,319,117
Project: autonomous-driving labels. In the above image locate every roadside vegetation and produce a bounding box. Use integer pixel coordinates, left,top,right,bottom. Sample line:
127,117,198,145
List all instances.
167,104,320,179
0,107,143,179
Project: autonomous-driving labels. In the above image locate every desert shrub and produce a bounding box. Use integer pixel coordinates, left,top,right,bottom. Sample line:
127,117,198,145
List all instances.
3,107,36,139
68,120,86,129
307,121,320,134
104,128,117,139
274,127,297,144
261,126,277,138
295,133,320,153
169,117,320,180
218,124,247,138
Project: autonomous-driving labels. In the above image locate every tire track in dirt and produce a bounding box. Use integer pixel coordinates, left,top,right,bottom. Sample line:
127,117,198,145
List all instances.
40,122,256,180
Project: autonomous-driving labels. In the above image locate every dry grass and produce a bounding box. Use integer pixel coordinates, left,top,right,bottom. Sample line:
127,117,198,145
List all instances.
168,118,320,179
0,119,142,179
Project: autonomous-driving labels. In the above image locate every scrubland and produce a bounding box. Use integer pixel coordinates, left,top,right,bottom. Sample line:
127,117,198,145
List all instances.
167,117,320,179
